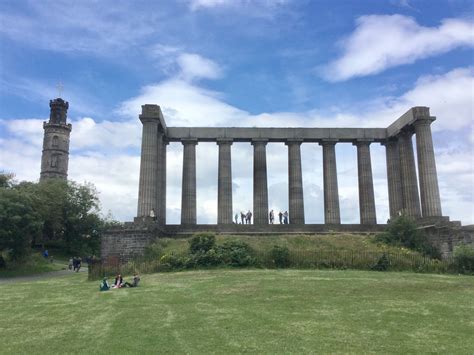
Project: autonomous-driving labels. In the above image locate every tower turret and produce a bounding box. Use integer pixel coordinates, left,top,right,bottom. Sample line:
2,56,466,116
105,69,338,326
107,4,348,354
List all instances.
40,98,72,181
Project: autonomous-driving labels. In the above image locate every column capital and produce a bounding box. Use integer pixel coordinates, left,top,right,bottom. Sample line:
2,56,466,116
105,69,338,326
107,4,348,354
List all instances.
285,138,303,146
398,127,414,138
139,116,160,125
413,116,436,127
216,138,233,146
319,138,339,146
381,137,398,147
251,139,268,146
352,138,373,147
181,138,198,146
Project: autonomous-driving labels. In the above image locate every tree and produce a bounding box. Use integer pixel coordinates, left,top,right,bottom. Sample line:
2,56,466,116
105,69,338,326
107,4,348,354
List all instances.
0,173,110,259
0,186,42,260
378,215,440,258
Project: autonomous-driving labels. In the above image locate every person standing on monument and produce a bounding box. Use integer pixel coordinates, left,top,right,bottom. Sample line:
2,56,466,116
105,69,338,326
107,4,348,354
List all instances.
234,213,239,224
269,210,274,224
278,211,283,224
240,211,245,224
283,211,289,224
246,210,252,224
149,208,156,221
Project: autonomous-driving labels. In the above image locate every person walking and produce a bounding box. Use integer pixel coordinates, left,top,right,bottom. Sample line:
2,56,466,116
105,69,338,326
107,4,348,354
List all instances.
240,211,245,224
283,211,289,224
269,210,274,224
278,211,283,224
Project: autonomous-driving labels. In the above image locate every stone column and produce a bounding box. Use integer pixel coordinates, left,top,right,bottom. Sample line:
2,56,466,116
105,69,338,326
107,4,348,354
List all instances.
286,139,305,224
252,139,268,225
137,114,159,217
353,140,376,225
382,139,404,219
217,139,233,224
414,118,442,217
398,130,421,218
320,139,340,224
157,138,168,225
181,139,198,225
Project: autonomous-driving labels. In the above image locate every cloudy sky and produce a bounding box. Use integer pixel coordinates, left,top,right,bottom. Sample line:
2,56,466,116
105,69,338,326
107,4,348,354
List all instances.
0,0,473,225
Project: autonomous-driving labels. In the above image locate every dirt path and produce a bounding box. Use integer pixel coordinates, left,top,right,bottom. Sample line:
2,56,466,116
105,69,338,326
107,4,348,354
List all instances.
0,267,88,284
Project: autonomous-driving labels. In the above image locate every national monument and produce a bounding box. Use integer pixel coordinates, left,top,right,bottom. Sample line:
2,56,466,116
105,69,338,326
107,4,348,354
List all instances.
101,104,473,261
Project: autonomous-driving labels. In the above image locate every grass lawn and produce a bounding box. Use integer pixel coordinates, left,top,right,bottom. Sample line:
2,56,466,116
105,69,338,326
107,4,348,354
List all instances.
0,253,66,278
1,269,473,354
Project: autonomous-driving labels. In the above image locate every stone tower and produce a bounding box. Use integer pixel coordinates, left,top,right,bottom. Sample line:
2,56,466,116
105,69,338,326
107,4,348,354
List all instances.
40,98,72,181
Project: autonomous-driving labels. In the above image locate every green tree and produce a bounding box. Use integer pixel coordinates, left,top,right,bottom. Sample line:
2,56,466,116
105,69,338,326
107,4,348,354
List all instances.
378,215,440,258
0,173,110,258
0,187,42,260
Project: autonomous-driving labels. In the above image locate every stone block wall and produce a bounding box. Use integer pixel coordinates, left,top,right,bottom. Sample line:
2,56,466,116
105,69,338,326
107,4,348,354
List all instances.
425,225,474,258
101,222,159,262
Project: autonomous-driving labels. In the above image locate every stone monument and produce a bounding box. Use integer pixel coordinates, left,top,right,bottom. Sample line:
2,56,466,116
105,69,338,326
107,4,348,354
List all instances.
40,98,72,181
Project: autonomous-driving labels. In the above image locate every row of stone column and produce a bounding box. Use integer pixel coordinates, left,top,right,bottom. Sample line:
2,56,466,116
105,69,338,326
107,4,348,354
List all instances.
383,118,442,220
137,119,442,225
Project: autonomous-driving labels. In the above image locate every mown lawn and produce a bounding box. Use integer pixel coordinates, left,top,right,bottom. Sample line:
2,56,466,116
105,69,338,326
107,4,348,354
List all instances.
1,269,473,354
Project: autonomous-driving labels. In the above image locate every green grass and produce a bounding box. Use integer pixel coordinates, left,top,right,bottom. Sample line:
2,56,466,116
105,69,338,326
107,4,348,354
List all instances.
148,234,416,257
1,269,473,353
0,253,65,278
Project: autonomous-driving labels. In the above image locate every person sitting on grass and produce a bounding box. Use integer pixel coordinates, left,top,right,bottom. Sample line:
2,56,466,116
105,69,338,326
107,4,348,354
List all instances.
123,273,141,288
113,274,123,288
99,277,110,291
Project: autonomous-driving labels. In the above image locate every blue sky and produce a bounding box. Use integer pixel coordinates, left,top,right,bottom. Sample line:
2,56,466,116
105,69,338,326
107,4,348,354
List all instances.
1,0,473,224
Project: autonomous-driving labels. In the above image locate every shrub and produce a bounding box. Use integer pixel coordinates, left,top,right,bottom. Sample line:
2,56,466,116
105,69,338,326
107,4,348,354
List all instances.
189,233,216,254
219,240,255,267
160,253,187,270
271,245,290,268
371,253,390,271
378,215,440,259
453,245,474,274
144,242,164,259
190,248,223,267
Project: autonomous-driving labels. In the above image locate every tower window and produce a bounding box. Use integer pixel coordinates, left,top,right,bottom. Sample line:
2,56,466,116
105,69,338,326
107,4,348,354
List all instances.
52,136,59,147
51,154,59,168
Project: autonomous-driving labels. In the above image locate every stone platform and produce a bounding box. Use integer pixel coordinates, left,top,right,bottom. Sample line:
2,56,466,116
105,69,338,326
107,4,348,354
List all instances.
101,218,473,262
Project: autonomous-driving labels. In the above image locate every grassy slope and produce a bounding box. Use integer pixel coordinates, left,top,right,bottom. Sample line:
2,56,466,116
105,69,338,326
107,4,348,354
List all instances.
151,234,413,256
0,253,65,278
1,269,473,353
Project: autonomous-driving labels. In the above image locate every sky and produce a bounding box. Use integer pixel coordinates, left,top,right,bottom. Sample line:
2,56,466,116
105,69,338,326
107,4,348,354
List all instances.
0,0,473,225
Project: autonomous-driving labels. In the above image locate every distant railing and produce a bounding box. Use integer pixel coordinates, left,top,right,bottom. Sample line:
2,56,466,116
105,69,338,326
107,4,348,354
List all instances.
89,249,455,280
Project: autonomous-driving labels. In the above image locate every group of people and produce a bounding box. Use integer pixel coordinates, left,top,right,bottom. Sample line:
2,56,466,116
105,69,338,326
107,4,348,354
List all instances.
235,211,253,224
100,273,141,291
68,257,82,272
269,210,289,224
233,210,289,224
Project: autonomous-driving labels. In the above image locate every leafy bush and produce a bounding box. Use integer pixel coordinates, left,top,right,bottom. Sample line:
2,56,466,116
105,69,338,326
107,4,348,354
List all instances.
271,245,290,268
190,248,223,267
371,253,390,271
189,233,216,254
160,253,187,270
378,215,440,259
453,245,474,274
219,240,255,267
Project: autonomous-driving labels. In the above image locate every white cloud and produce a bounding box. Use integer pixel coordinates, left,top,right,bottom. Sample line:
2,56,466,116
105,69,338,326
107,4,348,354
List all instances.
322,15,474,81
177,53,223,81
188,0,232,10
188,0,290,11
0,1,156,55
